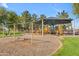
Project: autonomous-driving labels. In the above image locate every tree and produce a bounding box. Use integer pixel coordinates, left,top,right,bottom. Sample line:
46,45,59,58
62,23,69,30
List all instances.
21,10,31,22
40,14,46,20
56,10,70,35
7,11,18,24
7,10,18,29
31,14,37,22
40,14,46,36
72,3,79,35
56,10,69,18
31,14,37,27
0,7,7,24
73,3,79,17
21,10,31,31
40,14,46,27
0,7,9,34
31,13,37,33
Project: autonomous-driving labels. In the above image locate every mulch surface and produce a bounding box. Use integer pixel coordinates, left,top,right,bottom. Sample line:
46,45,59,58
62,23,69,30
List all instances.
0,34,60,56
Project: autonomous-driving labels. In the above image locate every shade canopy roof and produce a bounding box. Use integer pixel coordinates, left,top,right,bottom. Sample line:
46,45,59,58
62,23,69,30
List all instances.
37,17,73,25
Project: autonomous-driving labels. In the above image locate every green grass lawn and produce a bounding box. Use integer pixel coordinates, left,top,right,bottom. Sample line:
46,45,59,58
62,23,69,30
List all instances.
0,31,22,38
53,36,79,56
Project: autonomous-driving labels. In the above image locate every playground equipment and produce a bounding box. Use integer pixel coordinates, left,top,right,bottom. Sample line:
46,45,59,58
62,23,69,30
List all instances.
36,17,73,35
55,25,63,35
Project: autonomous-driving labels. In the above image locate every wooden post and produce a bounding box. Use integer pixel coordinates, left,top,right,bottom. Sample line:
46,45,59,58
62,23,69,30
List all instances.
13,24,16,37
42,19,44,37
31,21,33,44
8,28,10,36
2,24,5,37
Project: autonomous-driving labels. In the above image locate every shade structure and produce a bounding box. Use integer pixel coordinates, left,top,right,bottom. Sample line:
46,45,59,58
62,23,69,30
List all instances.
36,17,73,25
36,17,73,36
44,19,72,25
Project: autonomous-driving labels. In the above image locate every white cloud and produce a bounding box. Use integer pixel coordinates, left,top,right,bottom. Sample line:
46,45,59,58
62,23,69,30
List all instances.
0,3,8,8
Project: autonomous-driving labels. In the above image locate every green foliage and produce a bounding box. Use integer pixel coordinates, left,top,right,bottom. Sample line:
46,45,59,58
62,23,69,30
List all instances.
56,10,69,18
21,10,31,22
0,31,22,38
56,10,70,30
7,10,18,24
73,3,79,18
31,13,37,22
21,10,31,31
0,6,71,34
0,7,7,24
40,14,46,21
31,14,38,29
38,14,46,27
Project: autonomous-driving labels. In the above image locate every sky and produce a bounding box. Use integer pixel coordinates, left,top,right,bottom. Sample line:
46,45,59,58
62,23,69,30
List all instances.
7,3,72,17
0,3,79,29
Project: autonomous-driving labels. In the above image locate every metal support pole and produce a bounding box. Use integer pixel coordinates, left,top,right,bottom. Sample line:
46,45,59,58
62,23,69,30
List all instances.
53,25,54,34
73,20,75,36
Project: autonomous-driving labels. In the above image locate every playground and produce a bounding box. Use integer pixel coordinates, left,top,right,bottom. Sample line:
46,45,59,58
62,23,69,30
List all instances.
0,17,74,56
0,34,61,56
0,3,79,56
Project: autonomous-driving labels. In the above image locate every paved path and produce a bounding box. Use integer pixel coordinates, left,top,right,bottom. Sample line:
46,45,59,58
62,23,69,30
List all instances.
0,33,61,56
